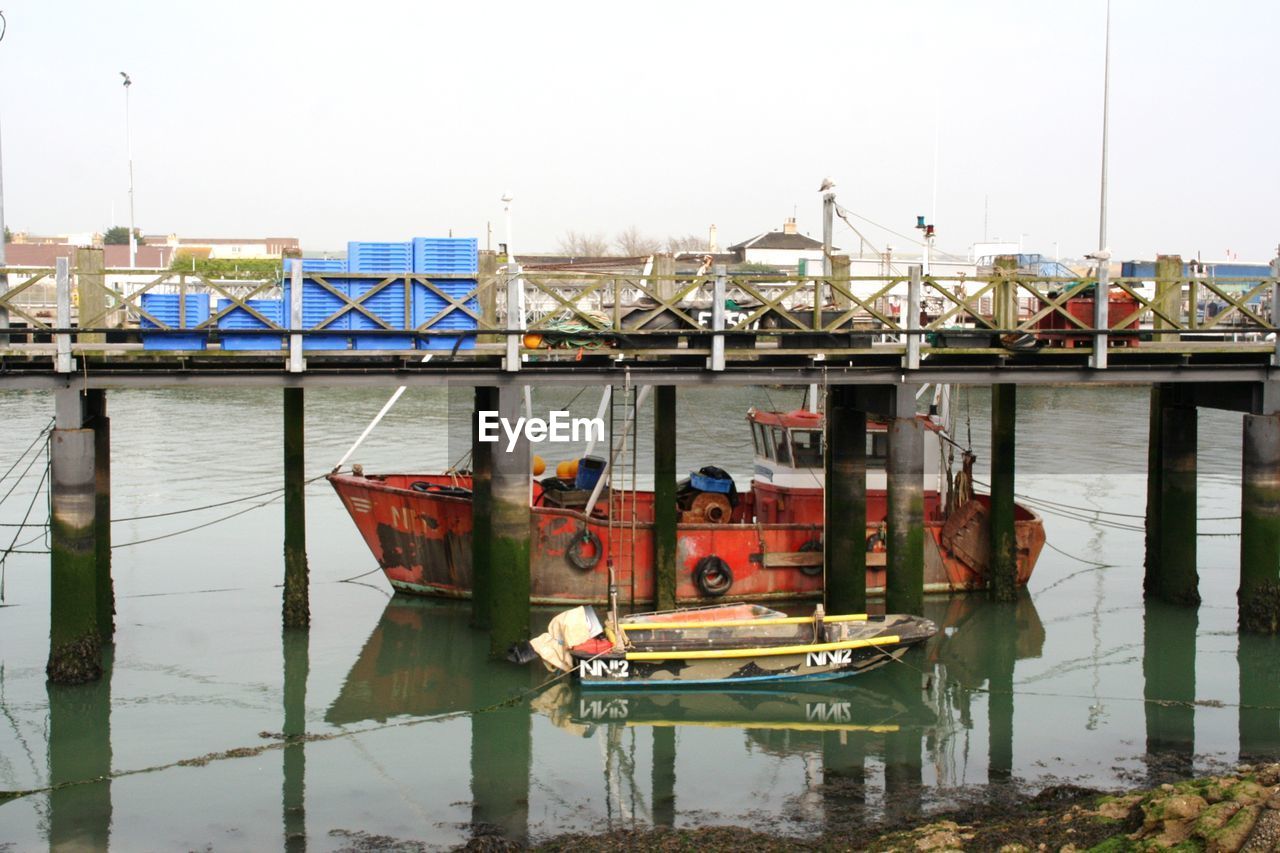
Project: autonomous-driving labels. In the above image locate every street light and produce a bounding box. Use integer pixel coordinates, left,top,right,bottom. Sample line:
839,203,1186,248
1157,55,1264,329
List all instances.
120,71,135,267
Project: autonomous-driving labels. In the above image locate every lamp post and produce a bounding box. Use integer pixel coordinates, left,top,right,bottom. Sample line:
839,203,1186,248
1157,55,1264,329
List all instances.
120,71,135,267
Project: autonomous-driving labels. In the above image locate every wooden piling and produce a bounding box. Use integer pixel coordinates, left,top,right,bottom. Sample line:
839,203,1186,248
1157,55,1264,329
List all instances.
84,389,114,641
488,384,531,655
76,247,107,345
654,385,678,610
825,385,867,613
886,412,924,615
988,384,1018,602
1153,400,1200,605
478,250,499,345
1239,413,1280,633
283,387,309,628
471,386,497,630
1153,254,1182,341
48,393,102,683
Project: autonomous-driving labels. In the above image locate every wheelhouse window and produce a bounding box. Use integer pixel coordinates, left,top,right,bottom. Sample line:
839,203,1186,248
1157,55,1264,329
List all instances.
791,429,823,468
771,426,792,465
752,422,772,458
867,432,888,468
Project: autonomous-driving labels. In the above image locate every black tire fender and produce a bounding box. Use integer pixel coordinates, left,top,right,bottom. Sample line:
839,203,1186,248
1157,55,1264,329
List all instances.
798,538,824,577
566,528,603,571
693,555,734,597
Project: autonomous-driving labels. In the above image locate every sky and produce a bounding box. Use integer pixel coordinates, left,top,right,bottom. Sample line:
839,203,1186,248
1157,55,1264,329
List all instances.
0,0,1276,261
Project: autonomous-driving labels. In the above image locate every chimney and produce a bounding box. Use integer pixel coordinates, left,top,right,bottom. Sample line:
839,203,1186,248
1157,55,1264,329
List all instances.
709,224,719,253
783,217,798,235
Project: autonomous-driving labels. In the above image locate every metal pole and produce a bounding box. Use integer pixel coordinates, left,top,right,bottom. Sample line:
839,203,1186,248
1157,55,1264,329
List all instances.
822,193,834,278
710,264,726,372
55,257,72,373
122,73,136,268
504,260,521,371
288,259,304,373
1091,0,1112,370
905,265,921,371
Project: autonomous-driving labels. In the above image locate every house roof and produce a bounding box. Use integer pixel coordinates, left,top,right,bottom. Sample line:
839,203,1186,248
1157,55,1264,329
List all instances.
728,231,828,252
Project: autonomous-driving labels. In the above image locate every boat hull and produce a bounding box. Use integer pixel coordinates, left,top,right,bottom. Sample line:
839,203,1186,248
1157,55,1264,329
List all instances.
329,473,1045,605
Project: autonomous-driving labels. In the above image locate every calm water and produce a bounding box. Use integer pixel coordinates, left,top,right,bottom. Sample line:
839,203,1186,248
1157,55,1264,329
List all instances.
0,384,1277,849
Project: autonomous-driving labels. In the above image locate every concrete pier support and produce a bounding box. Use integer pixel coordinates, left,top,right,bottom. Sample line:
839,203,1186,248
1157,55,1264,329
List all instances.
886,411,925,615
987,601,1018,782
1146,392,1200,605
282,388,309,628
653,386,678,610
825,386,867,613
988,384,1018,602
1237,633,1280,763
471,386,497,630
84,389,114,641
488,384,531,655
1240,413,1280,633
470,700,531,843
48,390,102,683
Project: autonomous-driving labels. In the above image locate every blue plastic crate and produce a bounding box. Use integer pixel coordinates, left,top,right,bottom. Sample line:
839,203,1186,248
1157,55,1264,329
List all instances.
216,298,285,351
283,278,352,350
347,241,413,273
300,257,347,273
414,277,477,350
139,293,210,350
351,277,417,350
412,237,479,274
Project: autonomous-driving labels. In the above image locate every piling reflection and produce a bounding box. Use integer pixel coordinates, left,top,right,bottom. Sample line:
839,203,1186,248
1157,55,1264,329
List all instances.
47,646,113,851
1142,600,1197,781
1237,632,1280,765
282,629,309,852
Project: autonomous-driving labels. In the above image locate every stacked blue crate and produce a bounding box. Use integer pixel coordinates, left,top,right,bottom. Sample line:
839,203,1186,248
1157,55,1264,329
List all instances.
216,299,285,350
283,277,352,350
347,241,415,350
412,238,479,350
139,293,211,350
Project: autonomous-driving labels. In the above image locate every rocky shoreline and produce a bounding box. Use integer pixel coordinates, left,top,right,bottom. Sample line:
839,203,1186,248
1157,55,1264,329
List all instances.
514,763,1280,853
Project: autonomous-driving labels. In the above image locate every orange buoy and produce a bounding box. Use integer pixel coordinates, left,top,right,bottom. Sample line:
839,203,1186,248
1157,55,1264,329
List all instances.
523,332,544,349
532,455,546,476
555,460,575,480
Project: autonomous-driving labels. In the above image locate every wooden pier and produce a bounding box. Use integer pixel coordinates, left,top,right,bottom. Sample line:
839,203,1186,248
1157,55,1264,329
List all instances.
4,250,1280,681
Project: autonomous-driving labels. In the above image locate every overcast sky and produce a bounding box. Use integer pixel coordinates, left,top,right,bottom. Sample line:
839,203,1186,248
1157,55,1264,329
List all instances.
1,1,1276,261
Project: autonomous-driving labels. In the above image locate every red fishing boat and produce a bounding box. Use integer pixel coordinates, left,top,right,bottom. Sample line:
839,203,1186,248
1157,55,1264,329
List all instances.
328,399,1045,605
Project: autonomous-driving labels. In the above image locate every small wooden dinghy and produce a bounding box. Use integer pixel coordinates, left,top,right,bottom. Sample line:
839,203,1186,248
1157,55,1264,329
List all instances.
568,603,936,688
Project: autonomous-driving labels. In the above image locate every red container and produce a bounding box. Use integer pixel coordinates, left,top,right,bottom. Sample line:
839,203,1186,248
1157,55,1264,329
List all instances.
1036,291,1140,348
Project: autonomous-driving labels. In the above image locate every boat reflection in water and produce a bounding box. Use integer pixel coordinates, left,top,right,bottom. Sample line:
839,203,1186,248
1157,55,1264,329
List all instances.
327,592,1057,838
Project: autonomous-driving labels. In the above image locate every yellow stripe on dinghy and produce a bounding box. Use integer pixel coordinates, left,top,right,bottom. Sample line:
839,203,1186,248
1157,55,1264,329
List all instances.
618,613,869,631
623,634,902,662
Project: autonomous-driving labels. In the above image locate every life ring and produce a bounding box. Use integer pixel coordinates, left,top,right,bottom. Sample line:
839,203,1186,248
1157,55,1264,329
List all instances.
693,555,734,597
566,528,603,571
798,538,824,577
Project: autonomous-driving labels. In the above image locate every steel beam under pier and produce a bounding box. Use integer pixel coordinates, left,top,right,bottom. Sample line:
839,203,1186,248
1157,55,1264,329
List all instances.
48,389,102,683
487,384,531,656
471,386,497,630
653,386,678,611
1146,390,1200,605
1240,413,1280,633
886,394,925,616
84,389,114,641
988,385,1018,602
824,385,867,614
283,388,309,628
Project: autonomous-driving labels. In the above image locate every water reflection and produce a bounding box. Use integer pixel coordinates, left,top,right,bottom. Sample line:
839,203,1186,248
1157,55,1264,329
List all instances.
282,629,309,852
1142,600,1197,781
47,647,113,851
1237,632,1280,765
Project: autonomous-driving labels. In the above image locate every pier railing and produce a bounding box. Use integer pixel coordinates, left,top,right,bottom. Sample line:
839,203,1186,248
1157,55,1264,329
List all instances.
1,260,1277,370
